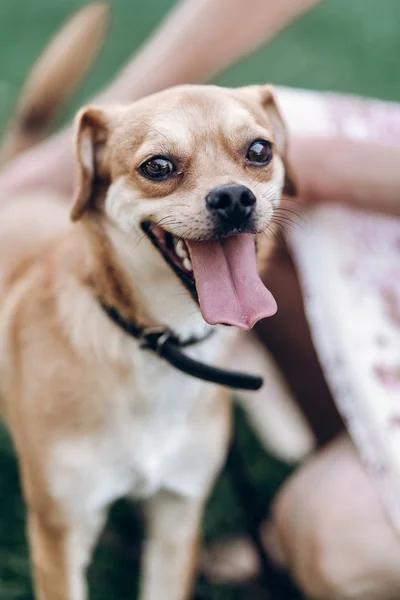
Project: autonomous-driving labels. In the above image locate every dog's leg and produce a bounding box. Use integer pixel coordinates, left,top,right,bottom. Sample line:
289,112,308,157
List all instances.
27,508,106,600
140,491,203,600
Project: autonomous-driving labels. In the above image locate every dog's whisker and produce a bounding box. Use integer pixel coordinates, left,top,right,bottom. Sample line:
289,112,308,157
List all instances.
274,206,304,222
271,217,303,233
272,216,299,228
272,211,302,226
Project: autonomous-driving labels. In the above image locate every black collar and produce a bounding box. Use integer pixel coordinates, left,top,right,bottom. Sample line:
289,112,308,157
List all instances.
101,303,263,391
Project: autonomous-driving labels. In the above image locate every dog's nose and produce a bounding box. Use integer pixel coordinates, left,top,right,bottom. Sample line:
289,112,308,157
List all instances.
206,184,256,225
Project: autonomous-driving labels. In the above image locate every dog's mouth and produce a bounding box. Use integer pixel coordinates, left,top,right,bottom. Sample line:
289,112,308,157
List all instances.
142,222,277,329
142,222,196,293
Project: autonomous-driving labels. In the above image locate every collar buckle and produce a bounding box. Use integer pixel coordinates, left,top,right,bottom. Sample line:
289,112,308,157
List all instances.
139,326,176,354
100,301,263,390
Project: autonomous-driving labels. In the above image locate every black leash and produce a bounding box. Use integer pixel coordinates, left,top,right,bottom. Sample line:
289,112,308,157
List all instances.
101,303,263,391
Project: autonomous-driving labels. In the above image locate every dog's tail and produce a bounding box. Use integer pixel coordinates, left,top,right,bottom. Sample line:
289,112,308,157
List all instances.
0,2,109,166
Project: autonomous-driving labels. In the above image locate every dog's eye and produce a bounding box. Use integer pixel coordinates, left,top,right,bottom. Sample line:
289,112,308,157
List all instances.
140,156,175,181
246,140,273,166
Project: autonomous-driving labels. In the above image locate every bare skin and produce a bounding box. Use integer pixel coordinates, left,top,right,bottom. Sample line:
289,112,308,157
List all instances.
272,436,400,600
2,1,400,598
205,436,400,600
290,135,400,216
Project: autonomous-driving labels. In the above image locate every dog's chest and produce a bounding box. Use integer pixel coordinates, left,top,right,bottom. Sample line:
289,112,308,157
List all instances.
123,350,207,494
50,336,223,515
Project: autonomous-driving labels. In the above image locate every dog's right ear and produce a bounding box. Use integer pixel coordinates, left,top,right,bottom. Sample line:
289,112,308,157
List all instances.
71,106,110,222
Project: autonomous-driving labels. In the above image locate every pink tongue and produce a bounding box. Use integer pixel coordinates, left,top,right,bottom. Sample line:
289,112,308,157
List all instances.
187,234,277,329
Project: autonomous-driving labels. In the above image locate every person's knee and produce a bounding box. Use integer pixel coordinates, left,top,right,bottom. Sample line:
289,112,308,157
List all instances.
269,436,400,600
270,477,343,599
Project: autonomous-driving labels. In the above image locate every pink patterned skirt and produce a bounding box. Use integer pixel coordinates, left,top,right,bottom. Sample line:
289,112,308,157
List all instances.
276,88,400,530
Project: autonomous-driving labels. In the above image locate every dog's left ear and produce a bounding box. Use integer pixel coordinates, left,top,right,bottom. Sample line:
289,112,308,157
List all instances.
259,85,297,197
71,106,111,221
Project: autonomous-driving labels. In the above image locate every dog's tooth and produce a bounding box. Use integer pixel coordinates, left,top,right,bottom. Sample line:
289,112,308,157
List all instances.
176,240,188,259
183,257,193,272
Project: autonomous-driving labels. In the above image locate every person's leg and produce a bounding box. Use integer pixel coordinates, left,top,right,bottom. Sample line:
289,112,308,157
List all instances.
204,435,400,600
271,435,400,600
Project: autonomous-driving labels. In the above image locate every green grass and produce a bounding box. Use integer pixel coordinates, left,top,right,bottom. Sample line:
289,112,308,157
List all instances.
0,1,399,598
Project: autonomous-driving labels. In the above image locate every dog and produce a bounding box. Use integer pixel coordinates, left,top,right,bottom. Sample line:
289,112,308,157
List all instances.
0,13,298,600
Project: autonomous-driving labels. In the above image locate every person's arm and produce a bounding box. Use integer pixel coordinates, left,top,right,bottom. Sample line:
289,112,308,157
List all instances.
290,136,400,216
98,0,322,104
0,0,321,200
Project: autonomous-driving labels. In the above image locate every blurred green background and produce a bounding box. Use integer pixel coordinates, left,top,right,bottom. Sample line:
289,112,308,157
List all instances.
0,1,399,599
0,0,400,129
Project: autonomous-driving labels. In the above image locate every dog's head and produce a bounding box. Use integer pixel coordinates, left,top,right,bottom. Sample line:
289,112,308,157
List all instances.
71,85,296,329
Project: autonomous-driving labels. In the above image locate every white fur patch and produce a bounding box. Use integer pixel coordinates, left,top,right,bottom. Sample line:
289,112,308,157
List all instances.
48,329,227,524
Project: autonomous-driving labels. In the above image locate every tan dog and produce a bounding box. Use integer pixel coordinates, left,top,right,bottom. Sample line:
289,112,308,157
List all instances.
0,84,295,599
0,15,298,600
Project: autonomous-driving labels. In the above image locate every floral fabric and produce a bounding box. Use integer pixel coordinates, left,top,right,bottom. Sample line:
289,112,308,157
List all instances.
277,88,400,530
